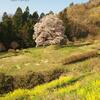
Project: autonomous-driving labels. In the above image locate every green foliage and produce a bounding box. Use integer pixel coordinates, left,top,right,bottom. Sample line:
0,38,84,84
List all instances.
2,12,8,22
13,7,23,30
40,13,45,19
32,11,39,24
0,14,17,47
0,6,39,49
22,6,30,24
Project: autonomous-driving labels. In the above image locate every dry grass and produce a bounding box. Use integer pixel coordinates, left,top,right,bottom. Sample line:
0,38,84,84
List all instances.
0,40,100,94
62,50,98,65
0,40,100,76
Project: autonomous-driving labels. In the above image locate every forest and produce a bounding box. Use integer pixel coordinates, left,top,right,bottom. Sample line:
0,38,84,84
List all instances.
0,7,45,50
0,0,100,51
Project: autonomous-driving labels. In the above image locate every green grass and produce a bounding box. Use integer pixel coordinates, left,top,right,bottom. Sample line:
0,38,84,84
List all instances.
0,45,87,75
0,40,99,76
0,40,100,99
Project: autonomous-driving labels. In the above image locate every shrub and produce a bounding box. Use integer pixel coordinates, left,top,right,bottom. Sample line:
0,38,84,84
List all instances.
43,68,64,82
0,68,64,94
0,73,14,94
13,71,44,89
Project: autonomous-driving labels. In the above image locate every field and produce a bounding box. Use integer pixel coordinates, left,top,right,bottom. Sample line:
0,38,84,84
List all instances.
0,40,100,100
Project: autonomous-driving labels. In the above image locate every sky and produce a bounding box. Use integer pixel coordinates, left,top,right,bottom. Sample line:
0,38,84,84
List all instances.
0,0,89,16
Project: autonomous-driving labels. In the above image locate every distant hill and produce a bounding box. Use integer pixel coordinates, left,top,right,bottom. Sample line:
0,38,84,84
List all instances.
59,0,100,40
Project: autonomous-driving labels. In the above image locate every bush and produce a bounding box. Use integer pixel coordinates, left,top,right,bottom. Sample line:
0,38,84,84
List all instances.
13,71,44,89
43,68,64,82
0,73,14,94
0,68,64,94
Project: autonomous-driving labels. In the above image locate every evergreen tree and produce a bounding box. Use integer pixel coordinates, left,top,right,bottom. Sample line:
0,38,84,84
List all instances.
0,7,39,50
1,12,16,47
2,12,8,22
40,13,45,19
13,7,23,31
32,11,39,24
46,11,54,15
22,6,30,24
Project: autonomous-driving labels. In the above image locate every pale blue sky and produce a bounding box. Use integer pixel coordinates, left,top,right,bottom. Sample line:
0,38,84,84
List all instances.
0,0,88,15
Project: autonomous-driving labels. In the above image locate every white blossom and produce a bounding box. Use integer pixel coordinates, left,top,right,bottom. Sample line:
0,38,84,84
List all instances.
33,14,66,47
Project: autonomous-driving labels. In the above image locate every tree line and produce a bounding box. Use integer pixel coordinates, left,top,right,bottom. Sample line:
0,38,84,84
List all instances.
0,7,45,50
0,0,99,51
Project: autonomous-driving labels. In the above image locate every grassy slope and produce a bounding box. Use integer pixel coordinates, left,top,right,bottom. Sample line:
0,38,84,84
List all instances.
0,43,89,75
0,40,100,99
0,40,100,76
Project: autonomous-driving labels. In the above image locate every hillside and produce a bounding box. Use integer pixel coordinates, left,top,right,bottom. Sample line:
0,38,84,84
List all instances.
0,0,100,100
59,0,100,40
0,39,100,99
